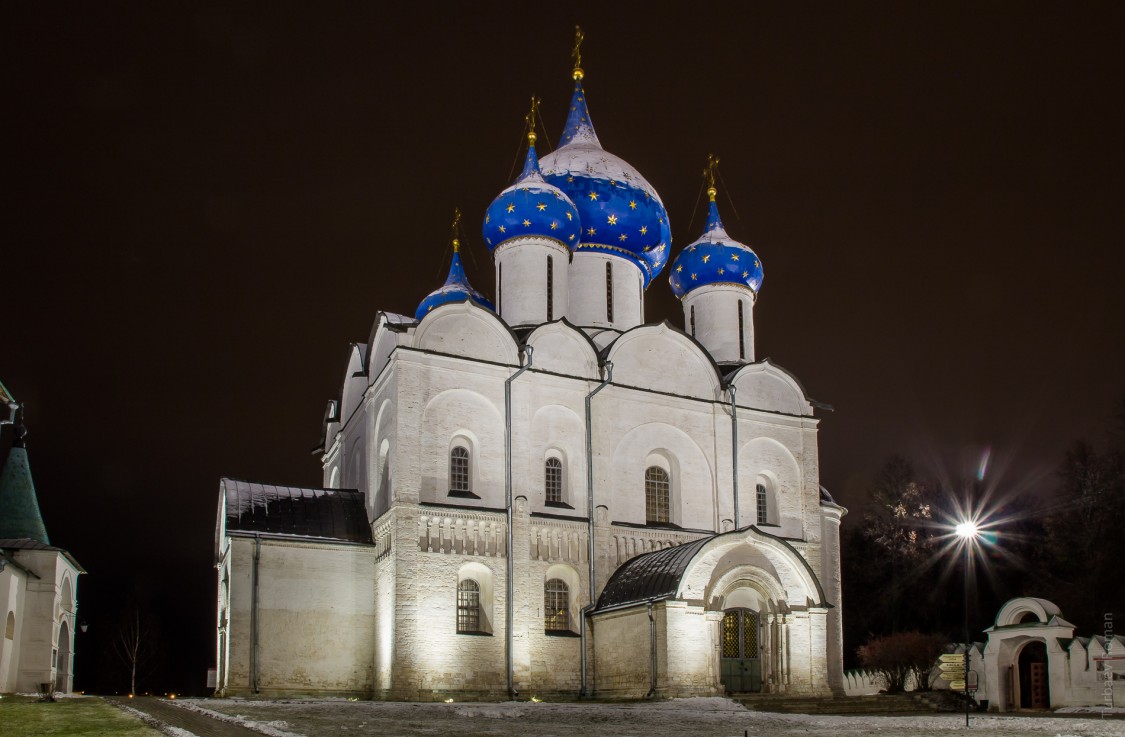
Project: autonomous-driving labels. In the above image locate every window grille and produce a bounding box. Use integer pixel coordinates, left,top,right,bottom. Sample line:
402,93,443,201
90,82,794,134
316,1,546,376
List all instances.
457,579,482,633
544,578,570,631
756,482,768,525
605,262,614,322
547,256,554,321
450,446,470,493
545,457,563,503
738,300,745,359
645,466,670,524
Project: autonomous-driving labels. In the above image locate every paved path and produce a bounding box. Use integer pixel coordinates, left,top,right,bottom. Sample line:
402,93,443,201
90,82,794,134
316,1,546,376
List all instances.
107,697,271,737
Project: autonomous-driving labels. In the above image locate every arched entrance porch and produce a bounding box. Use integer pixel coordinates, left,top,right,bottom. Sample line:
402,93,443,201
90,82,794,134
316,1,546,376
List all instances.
55,619,71,693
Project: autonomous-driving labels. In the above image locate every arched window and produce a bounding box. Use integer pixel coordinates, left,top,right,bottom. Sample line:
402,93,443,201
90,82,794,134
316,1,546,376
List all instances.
547,256,554,321
4,611,14,640
738,300,746,360
645,466,670,524
756,482,768,525
457,579,482,633
544,579,570,632
545,457,563,504
605,261,614,322
690,304,696,336
450,446,470,494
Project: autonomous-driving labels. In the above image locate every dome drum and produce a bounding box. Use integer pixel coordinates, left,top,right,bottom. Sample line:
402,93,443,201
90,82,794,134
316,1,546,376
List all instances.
567,251,644,331
494,239,570,328
682,284,756,364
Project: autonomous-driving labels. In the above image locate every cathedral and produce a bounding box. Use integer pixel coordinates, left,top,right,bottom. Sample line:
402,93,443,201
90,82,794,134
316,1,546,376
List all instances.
214,41,846,700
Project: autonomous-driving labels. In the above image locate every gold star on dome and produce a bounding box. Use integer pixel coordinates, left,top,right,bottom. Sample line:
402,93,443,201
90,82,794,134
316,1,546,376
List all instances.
537,203,547,211
643,246,651,252
522,219,531,227
566,212,573,221
587,227,596,236
550,222,558,230
506,203,515,214
718,268,725,275
607,214,618,225
690,273,697,280
687,245,695,252
742,270,749,278
498,225,506,233
619,234,627,242
569,234,575,241
702,255,710,263
754,260,760,267
658,217,664,224
567,176,574,183
676,265,683,273
588,191,598,201
609,180,616,186
629,200,637,210
656,244,665,252
639,226,648,235
731,254,739,261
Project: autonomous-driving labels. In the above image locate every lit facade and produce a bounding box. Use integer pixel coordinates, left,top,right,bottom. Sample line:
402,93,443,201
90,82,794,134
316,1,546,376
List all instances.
214,52,845,700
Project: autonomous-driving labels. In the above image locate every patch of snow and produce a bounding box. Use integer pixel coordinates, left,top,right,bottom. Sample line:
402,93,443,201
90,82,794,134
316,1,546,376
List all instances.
115,703,199,737
1057,705,1125,714
172,699,306,737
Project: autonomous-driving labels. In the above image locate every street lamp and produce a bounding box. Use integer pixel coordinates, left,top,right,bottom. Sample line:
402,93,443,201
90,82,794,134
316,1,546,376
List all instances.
955,519,980,728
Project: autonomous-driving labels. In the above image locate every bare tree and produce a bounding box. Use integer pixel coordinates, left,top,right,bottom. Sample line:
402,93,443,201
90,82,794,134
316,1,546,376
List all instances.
113,603,157,695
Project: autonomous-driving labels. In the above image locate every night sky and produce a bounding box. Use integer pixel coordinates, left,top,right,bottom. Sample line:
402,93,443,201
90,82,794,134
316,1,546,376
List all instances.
4,3,1124,694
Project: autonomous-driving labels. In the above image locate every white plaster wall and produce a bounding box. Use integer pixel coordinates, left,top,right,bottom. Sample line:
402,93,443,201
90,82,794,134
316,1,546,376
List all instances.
0,564,27,692
494,239,570,327
567,253,643,331
223,536,376,697
682,284,755,364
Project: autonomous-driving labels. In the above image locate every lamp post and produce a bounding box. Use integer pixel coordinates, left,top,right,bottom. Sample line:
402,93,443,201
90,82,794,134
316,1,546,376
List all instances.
955,520,979,728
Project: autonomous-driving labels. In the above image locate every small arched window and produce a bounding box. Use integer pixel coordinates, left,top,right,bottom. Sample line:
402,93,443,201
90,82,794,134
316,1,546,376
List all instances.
756,482,768,525
544,579,570,632
450,446,470,493
645,466,670,524
738,300,746,360
457,579,482,633
4,611,14,640
545,458,563,504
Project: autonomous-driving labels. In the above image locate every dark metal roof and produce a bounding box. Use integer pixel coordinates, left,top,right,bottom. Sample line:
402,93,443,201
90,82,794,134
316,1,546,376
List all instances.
819,485,836,504
0,444,50,544
595,537,711,611
221,479,373,544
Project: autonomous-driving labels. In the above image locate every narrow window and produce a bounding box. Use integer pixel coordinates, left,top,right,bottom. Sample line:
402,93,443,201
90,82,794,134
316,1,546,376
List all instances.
545,457,563,504
690,305,696,336
544,579,570,632
498,263,503,315
756,482,768,525
738,300,746,360
547,256,554,321
645,466,670,524
457,579,482,633
605,262,614,323
450,446,470,493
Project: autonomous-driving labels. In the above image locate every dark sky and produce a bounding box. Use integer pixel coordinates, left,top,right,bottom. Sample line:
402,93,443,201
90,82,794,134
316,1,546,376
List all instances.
4,3,1124,692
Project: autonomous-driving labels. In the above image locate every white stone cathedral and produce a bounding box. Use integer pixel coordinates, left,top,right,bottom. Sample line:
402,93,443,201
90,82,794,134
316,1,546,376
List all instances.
214,51,846,700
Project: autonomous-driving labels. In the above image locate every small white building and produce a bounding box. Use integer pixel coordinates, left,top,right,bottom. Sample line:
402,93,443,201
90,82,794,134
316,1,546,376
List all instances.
215,54,846,700
0,391,84,694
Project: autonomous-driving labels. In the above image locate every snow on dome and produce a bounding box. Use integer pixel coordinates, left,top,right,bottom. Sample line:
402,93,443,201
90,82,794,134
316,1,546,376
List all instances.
669,194,763,300
539,76,672,286
483,139,581,252
415,244,494,320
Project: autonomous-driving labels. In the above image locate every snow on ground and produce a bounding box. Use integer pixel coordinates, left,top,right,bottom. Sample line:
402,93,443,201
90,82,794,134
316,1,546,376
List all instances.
117,702,199,737
178,696,1125,737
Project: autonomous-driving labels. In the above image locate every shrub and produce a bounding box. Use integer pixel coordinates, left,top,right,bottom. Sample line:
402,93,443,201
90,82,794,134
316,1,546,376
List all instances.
857,630,947,693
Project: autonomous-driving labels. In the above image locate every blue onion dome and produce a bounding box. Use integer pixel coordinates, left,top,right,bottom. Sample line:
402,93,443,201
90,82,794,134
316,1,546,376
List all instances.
416,217,495,319
668,179,764,300
483,126,581,252
538,64,673,287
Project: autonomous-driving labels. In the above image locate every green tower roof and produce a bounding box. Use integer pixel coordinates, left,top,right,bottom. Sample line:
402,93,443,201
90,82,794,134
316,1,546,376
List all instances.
0,441,51,544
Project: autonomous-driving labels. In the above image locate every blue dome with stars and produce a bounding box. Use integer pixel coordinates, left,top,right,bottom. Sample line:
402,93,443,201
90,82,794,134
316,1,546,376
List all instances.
483,136,581,252
539,75,672,287
668,195,763,299
415,244,495,320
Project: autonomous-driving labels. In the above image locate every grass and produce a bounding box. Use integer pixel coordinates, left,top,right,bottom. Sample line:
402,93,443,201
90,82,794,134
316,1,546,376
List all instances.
0,695,162,737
